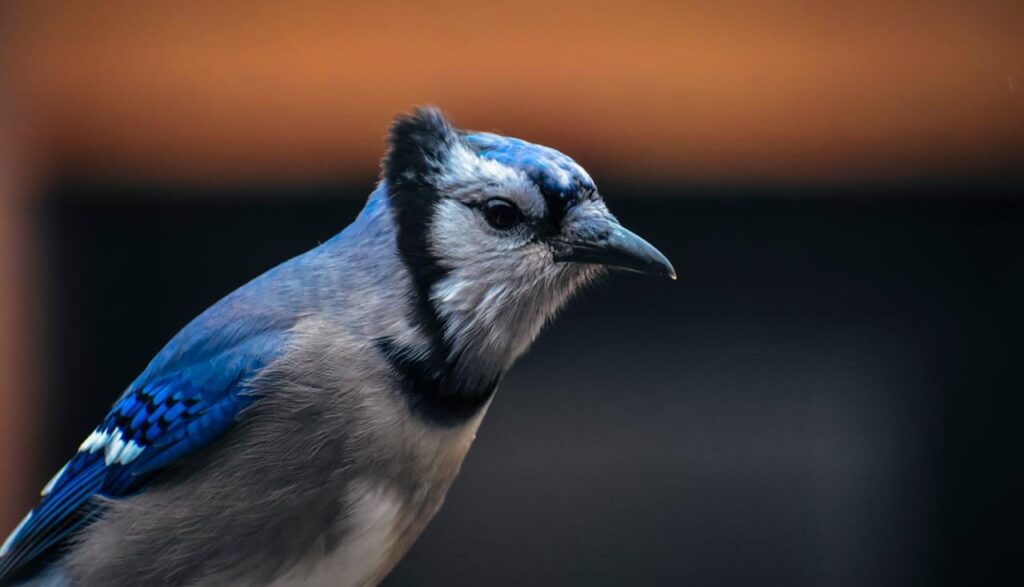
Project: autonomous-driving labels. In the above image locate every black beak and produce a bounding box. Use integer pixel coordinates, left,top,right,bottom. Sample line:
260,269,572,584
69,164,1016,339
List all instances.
552,220,676,279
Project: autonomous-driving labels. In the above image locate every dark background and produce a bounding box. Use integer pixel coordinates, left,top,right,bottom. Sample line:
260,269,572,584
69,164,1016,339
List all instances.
36,179,1023,586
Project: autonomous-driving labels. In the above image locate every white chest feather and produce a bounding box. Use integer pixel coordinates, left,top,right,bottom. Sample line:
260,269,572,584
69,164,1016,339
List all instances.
273,479,406,587
266,369,487,587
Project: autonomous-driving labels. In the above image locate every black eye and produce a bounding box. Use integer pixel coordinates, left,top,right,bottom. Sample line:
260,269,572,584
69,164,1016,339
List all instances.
481,199,523,230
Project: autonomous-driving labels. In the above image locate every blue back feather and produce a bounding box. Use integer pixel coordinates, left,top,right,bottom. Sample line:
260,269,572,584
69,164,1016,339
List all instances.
0,283,293,580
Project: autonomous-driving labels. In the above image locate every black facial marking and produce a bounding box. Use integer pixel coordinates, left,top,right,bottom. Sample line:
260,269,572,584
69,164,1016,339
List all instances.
383,108,460,372
539,184,569,227
376,338,498,426
530,181,597,239
383,108,499,425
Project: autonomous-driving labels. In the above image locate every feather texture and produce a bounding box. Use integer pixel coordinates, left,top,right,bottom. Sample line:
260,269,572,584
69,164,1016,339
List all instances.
0,296,290,582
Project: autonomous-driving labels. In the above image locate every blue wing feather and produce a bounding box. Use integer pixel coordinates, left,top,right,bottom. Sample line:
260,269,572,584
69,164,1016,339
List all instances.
0,308,290,581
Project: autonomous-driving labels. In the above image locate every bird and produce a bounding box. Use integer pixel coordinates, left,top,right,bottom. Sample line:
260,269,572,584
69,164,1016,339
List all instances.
0,107,675,586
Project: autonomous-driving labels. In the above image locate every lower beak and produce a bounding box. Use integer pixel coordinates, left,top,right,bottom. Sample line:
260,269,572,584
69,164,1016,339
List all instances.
552,221,676,279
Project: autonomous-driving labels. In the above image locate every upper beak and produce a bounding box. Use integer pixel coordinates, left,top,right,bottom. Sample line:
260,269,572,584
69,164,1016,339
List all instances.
551,217,676,279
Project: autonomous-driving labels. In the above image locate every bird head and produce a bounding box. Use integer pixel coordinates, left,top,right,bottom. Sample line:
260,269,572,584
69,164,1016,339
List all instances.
383,107,674,385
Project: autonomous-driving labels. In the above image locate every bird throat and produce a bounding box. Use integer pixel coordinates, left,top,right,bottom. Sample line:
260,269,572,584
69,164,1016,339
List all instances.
382,175,500,426
376,337,498,427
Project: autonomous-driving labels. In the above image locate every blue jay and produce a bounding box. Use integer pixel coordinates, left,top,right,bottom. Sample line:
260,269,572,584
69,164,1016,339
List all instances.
0,107,674,586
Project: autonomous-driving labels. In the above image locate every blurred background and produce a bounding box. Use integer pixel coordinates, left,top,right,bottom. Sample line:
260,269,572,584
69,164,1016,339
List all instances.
1,1,1021,585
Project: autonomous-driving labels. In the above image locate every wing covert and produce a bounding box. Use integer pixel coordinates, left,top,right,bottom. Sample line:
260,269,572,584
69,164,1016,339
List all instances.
0,322,287,582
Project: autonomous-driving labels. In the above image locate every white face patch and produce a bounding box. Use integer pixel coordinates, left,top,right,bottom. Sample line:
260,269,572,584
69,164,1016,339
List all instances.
428,196,599,381
435,144,547,220
418,140,604,386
